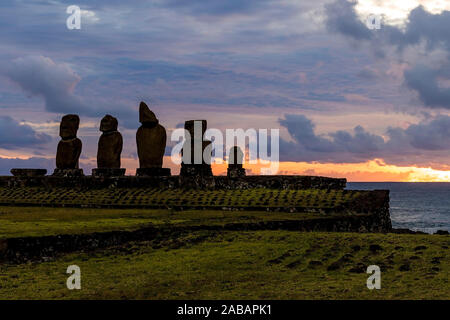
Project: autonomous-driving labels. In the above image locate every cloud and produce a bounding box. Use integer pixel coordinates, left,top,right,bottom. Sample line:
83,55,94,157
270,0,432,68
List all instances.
356,66,379,79
279,114,450,165
162,0,271,16
385,6,450,51
0,116,52,149
325,0,372,40
0,0,447,174
404,64,450,109
4,56,90,114
389,115,450,151
279,114,335,153
326,2,450,49
81,9,100,23
325,1,450,110
279,114,384,162
3,56,138,128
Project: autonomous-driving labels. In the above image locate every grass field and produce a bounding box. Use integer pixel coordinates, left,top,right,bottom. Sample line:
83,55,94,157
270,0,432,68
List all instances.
0,206,326,239
0,230,448,299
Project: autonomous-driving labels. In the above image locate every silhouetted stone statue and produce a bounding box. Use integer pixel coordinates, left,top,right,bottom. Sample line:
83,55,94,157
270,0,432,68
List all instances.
227,146,245,178
53,114,83,176
97,115,122,168
180,120,213,176
92,115,125,177
136,101,170,176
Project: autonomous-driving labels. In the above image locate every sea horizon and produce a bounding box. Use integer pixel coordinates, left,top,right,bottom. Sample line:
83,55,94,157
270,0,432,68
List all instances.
347,182,450,234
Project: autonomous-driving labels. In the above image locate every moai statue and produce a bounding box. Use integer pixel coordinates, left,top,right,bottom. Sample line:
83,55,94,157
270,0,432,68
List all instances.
92,115,125,177
53,114,83,176
136,101,170,176
227,146,246,178
180,120,213,176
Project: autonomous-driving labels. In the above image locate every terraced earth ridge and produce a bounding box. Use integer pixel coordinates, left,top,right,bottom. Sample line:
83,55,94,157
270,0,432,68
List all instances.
0,187,379,212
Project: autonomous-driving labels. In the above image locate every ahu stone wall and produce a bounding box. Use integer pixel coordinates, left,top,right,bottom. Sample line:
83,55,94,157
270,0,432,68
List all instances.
0,174,347,190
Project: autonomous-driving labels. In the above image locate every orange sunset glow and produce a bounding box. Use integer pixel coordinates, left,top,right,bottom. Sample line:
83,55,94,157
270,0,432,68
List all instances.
89,156,450,182
210,159,450,182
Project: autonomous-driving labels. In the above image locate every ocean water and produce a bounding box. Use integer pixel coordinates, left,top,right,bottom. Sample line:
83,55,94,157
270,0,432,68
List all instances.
346,182,450,234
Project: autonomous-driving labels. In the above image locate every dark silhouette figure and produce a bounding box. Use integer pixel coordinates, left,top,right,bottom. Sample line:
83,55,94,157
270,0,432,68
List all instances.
136,102,170,176
180,120,212,176
229,146,244,167
227,146,246,178
56,114,82,170
136,101,167,168
97,115,123,168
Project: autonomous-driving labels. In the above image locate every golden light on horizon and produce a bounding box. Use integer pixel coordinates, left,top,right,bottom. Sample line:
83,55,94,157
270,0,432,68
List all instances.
210,158,450,182
2,153,449,182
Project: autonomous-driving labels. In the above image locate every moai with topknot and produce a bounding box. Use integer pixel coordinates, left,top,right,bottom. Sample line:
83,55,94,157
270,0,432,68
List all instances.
136,101,170,176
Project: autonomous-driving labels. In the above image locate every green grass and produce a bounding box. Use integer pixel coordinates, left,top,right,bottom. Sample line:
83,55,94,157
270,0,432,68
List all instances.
0,187,364,209
0,206,326,239
0,230,448,299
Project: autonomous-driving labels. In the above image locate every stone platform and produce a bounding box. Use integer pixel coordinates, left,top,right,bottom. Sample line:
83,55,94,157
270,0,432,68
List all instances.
92,168,126,177
180,164,213,177
0,174,346,190
10,169,47,177
52,168,84,177
136,168,171,177
227,167,246,178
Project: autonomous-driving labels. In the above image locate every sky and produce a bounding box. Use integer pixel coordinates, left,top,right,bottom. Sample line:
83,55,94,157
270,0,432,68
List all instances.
1,0,450,181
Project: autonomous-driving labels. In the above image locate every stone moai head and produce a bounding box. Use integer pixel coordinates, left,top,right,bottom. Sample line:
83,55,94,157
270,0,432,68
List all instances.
100,114,118,133
229,146,244,166
139,101,158,126
59,114,80,140
97,114,122,169
56,114,82,170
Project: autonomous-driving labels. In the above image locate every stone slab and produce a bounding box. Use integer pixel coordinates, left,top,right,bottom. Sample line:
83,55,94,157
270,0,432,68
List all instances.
10,169,47,177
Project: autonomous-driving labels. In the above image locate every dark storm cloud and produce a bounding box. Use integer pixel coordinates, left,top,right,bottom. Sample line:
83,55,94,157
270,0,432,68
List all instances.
326,1,450,49
390,115,450,151
404,65,450,109
325,0,372,40
279,115,336,153
325,1,450,110
0,116,52,149
385,6,450,51
279,114,384,162
279,114,450,163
